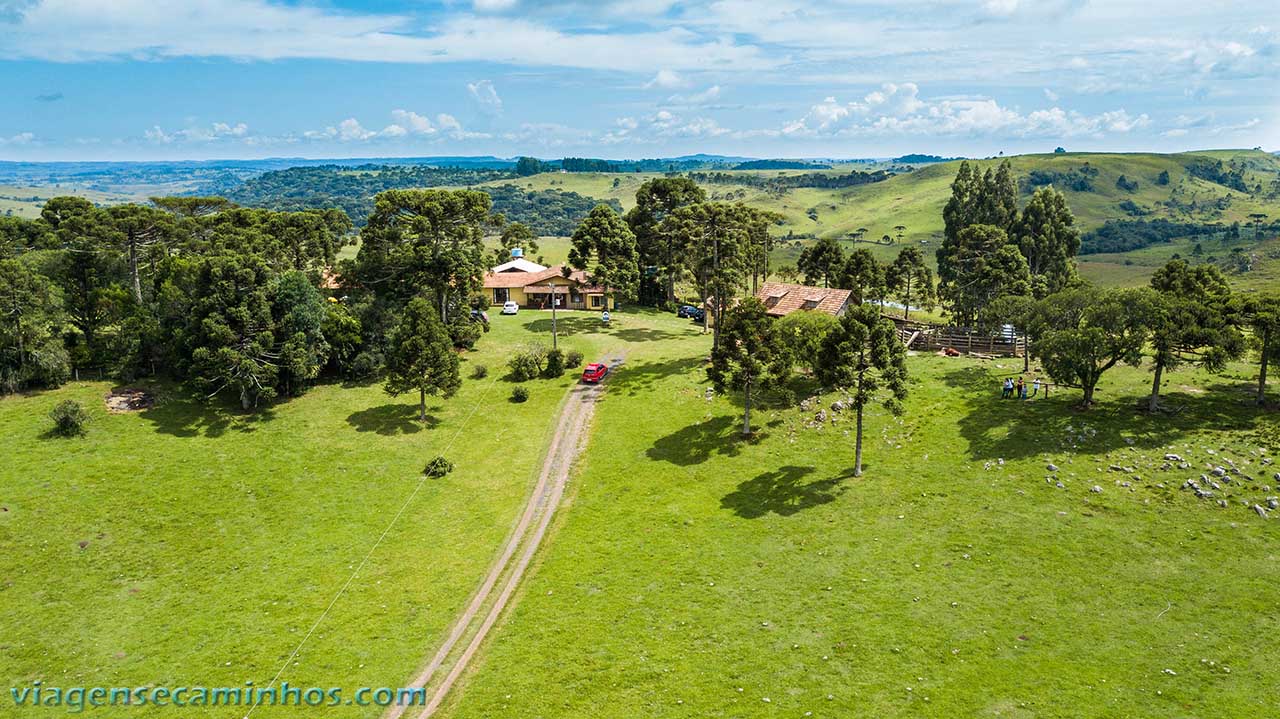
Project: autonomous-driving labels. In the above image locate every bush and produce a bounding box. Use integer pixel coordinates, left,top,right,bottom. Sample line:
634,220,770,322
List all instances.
471,364,489,379
565,350,584,369
49,400,89,437
347,349,385,380
511,385,530,402
507,344,548,381
448,315,483,350
424,455,454,478
544,348,565,377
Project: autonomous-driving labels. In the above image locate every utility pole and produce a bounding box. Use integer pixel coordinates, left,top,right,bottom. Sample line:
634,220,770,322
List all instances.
538,283,559,350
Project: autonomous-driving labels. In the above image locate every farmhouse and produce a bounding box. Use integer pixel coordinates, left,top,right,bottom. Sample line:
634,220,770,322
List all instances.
754,282,852,318
483,258,616,310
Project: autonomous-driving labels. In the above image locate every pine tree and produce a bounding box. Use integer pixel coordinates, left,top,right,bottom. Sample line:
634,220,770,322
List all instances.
708,297,791,435
569,204,640,309
817,305,908,476
884,247,935,320
384,296,462,422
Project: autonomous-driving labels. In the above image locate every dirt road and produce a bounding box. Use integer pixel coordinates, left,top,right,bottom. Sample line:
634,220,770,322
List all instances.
386,354,622,719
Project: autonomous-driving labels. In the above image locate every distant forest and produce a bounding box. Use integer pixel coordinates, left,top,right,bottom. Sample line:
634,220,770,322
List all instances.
684,169,894,192
732,159,831,170
227,165,617,234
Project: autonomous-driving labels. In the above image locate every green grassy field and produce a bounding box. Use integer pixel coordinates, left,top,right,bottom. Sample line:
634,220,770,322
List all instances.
438,312,1280,719
0,309,686,718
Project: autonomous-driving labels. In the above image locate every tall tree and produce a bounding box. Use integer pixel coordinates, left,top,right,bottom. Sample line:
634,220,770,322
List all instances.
358,189,493,321
939,160,1019,287
938,224,1031,326
884,246,935,320
838,247,884,305
384,296,462,422
1144,260,1244,412
272,271,330,396
104,204,177,303
797,236,844,288
816,305,908,476
1234,291,1280,406
661,203,755,345
708,297,791,435
1027,287,1154,407
0,259,69,393
624,177,705,304
568,204,640,309
1013,186,1081,296
178,255,281,410
745,207,782,294
495,221,539,264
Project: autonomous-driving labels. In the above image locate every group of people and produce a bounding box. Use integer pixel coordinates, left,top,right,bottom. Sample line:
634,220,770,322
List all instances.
1001,376,1041,400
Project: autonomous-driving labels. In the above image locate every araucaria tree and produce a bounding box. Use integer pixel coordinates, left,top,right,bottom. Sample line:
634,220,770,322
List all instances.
884,246,935,319
1235,291,1280,406
938,224,1031,326
816,305,908,476
661,203,757,346
1028,287,1154,408
357,189,493,321
624,178,705,304
708,297,791,435
1013,186,1081,296
797,236,844,288
1144,260,1244,412
569,204,640,308
838,247,885,306
384,296,462,422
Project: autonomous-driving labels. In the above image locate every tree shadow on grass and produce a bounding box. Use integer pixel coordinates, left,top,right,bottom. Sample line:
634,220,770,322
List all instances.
938,366,1272,461
522,314,697,343
647,414,754,466
720,465,852,518
610,355,706,397
138,392,277,438
346,404,440,435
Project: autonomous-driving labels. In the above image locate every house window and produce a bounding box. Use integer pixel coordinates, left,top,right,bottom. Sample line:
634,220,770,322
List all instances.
493,288,508,304
590,295,602,309
570,288,582,304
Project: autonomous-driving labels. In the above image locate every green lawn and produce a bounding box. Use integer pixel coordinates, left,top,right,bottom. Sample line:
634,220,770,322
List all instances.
442,324,1280,718
0,309,700,717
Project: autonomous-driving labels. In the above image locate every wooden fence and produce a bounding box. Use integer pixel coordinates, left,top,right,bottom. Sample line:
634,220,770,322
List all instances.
887,315,1026,357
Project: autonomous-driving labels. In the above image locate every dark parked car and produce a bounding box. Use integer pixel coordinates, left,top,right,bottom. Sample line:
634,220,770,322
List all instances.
687,307,706,323
581,362,609,383
676,305,700,318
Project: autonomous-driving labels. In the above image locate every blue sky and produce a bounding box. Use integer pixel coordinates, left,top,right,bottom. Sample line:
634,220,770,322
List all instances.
1,0,1277,161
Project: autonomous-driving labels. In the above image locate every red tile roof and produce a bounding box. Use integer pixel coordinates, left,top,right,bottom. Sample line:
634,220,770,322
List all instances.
482,265,604,293
754,282,851,317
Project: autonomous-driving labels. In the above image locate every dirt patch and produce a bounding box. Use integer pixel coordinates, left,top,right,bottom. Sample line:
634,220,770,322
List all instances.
105,388,155,413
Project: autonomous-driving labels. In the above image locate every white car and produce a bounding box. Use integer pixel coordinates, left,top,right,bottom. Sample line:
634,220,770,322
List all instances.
501,300,519,315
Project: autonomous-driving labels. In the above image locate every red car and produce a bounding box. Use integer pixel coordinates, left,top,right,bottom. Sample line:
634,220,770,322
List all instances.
581,362,609,383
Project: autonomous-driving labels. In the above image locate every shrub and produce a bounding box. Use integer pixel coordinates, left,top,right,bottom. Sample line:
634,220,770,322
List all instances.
511,385,530,402
544,348,565,377
507,344,548,381
471,364,489,379
424,455,454,478
448,315,483,350
49,400,89,437
565,350,584,369
347,349,385,379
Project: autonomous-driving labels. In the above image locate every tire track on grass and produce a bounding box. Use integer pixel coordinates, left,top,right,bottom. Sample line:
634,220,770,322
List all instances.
387,353,623,719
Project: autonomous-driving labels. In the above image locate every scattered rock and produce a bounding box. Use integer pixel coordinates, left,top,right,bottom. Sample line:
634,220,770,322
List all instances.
1047,463,1059,472
1090,485,1103,493
1253,504,1269,519
1164,454,1183,462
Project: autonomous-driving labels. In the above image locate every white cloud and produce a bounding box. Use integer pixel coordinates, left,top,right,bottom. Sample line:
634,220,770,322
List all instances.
0,131,36,145
390,109,436,135
0,1,768,73
467,79,503,115
144,121,249,143
667,85,722,106
780,85,1150,140
473,0,518,11
1043,88,1059,102
645,69,688,89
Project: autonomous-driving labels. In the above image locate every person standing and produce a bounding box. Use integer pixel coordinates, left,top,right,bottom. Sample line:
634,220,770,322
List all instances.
1016,376,1025,399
